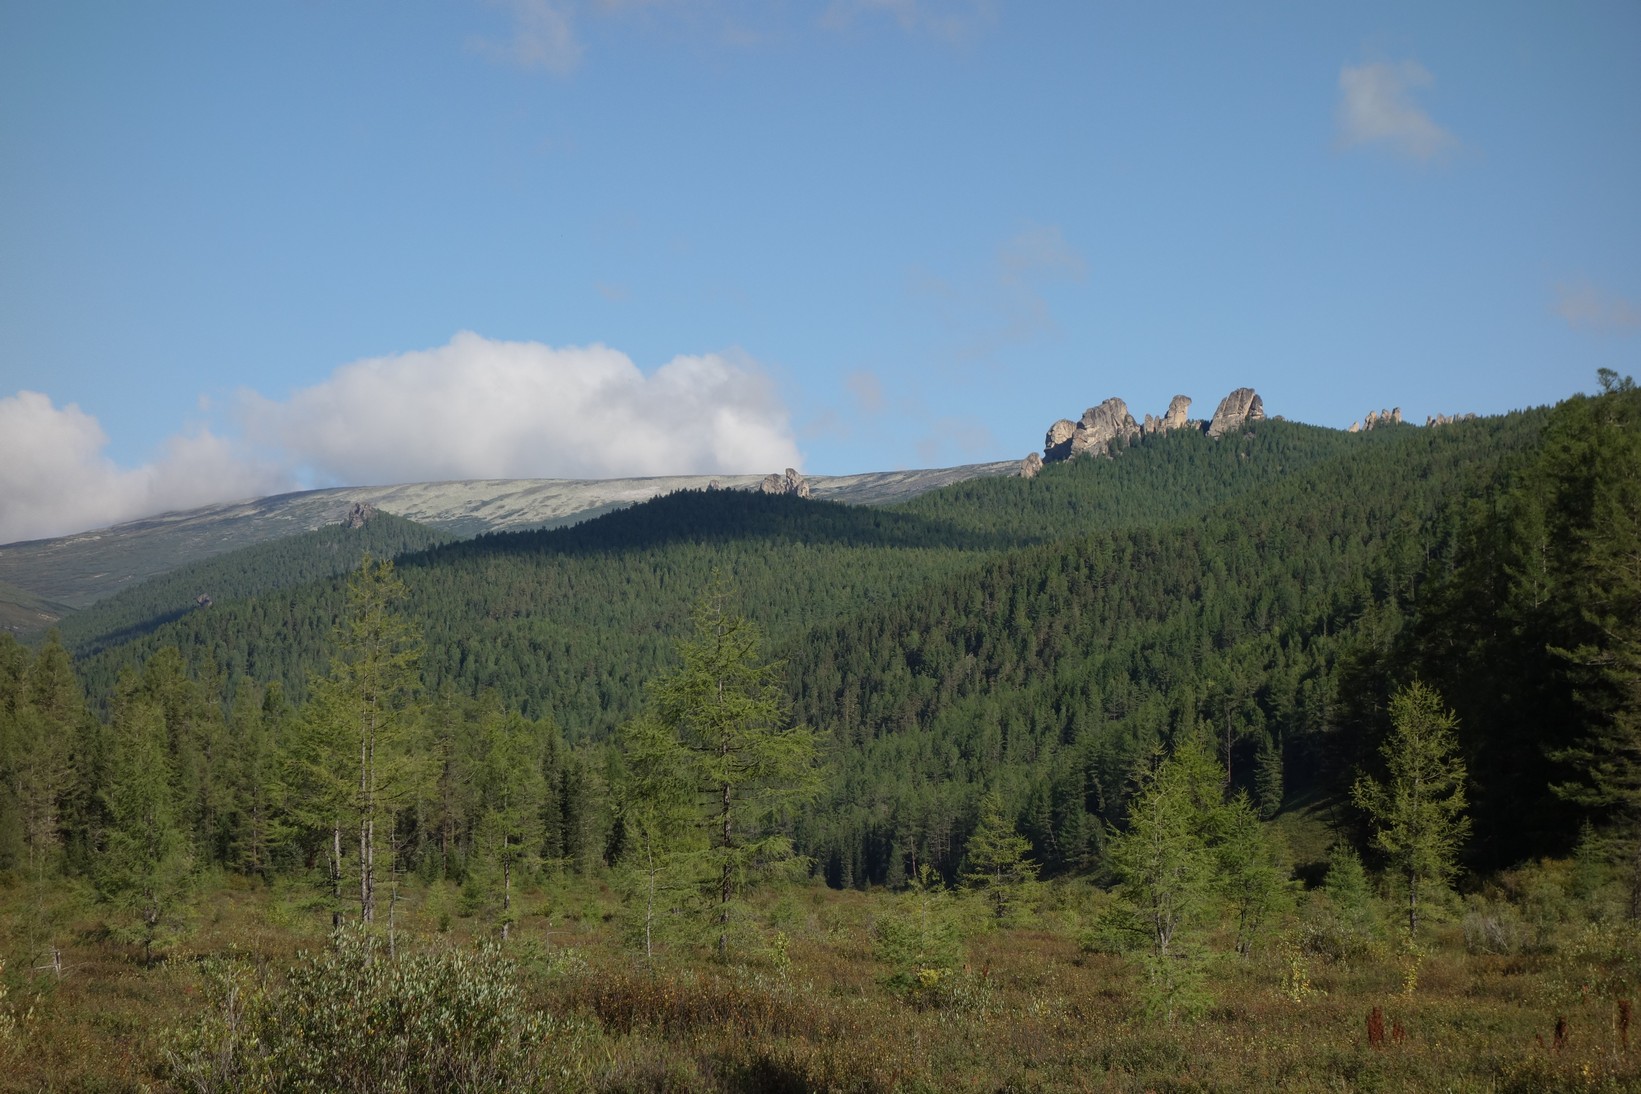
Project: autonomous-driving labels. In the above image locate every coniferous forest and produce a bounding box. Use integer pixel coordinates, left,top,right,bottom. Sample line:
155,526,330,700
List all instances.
1,375,1639,1091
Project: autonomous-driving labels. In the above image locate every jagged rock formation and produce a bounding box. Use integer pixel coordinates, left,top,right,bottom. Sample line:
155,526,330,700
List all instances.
1349,407,1404,433
1031,387,1264,468
1206,388,1265,439
1068,398,1142,458
345,502,378,528
1143,395,1193,436
760,468,812,498
1044,418,1079,461
1425,412,1477,428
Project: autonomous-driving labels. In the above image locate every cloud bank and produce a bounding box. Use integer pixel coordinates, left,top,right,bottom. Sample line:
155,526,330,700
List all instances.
1336,59,1456,161
0,392,290,545
242,332,801,485
1,334,803,544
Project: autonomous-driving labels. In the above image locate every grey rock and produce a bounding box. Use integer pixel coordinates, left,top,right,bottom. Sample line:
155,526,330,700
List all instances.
1020,452,1044,479
760,468,812,498
1044,419,1079,461
1206,388,1265,438
1069,398,1141,457
1162,394,1193,432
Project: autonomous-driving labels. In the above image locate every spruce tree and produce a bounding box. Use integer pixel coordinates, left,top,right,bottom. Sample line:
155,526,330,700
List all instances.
961,790,1039,921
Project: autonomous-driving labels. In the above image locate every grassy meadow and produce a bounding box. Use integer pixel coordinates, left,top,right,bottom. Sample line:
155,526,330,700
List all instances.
2,863,1636,1093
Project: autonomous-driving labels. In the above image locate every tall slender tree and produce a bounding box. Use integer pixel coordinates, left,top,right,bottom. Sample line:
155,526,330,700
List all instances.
646,586,820,955
470,708,548,939
96,692,193,965
1352,681,1469,938
298,556,425,926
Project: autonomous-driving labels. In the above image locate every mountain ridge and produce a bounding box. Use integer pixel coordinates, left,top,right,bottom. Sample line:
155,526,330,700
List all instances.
0,462,1019,622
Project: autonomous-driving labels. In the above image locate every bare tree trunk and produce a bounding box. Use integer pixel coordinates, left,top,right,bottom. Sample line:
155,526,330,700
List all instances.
644,835,656,961
331,823,343,931
718,779,732,956
501,851,512,942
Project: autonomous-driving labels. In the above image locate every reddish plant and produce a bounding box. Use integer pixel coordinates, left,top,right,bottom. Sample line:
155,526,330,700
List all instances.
1367,1006,1385,1049
1620,999,1632,1052
1554,1016,1568,1052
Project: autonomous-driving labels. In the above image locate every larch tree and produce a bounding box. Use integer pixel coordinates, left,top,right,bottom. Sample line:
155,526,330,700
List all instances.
616,709,706,960
96,693,193,965
1106,737,1224,958
646,586,821,956
1352,681,1469,938
299,556,426,927
470,708,548,940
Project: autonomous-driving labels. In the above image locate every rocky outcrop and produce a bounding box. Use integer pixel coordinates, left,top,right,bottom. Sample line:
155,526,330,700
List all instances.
1351,407,1404,432
1062,398,1142,458
1425,411,1477,427
1206,388,1265,438
1168,395,1194,431
1032,388,1263,470
345,502,377,529
1019,452,1044,479
1147,394,1193,434
1044,419,1079,461
760,468,812,498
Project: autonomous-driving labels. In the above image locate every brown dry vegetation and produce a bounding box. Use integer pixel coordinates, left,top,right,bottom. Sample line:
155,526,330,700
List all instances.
2,872,1638,1093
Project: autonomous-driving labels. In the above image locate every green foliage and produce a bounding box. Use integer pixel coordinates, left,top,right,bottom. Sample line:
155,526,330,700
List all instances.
1300,843,1384,963
874,864,968,1005
160,931,556,1093
1104,738,1225,957
0,633,80,876
614,711,707,958
1136,947,1213,1025
308,556,427,926
636,585,822,955
1215,792,1294,957
95,688,194,964
960,790,1040,923
466,708,550,939
1353,681,1470,938
60,511,453,663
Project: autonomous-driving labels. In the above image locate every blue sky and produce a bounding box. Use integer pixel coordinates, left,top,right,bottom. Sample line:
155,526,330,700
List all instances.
2,1,1638,543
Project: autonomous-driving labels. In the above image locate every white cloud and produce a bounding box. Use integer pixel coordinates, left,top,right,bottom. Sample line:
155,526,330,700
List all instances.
471,0,583,76
1,334,802,543
240,332,802,485
1555,279,1641,333
1336,59,1456,162
0,392,289,544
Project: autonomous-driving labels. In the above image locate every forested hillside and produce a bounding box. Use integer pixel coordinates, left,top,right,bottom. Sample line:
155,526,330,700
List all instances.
3,380,1639,1092
57,512,454,659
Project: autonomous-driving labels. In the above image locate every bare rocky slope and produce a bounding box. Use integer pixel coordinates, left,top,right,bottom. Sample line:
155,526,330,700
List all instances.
0,463,1018,621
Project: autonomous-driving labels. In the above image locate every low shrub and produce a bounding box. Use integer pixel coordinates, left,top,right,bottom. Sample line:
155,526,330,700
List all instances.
160,928,557,1093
